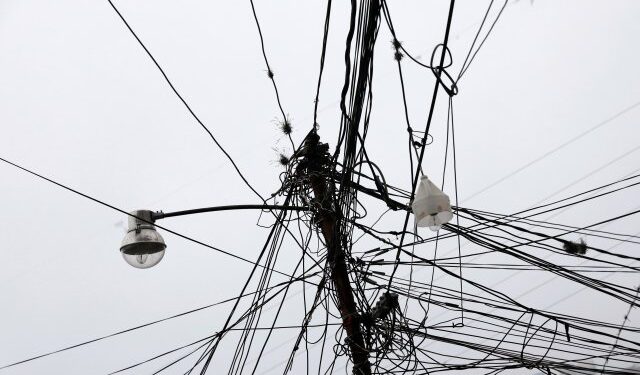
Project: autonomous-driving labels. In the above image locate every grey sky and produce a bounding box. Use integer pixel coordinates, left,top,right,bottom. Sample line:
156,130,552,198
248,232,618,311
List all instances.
1,0,640,373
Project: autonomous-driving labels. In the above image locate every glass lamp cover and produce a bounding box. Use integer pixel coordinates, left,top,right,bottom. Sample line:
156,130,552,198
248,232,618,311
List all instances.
122,250,165,269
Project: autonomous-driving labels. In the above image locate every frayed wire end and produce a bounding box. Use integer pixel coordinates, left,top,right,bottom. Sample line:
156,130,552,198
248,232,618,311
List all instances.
392,38,402,51
278,153,290,166
279,117,293,135
391,39,404,61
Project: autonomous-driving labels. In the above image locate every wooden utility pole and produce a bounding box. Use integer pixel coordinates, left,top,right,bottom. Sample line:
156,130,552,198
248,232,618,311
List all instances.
299,132,372,375
294,1,381,372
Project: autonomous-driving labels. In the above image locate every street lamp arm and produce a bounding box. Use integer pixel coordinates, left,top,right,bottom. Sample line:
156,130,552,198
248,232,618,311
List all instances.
151,204,310,221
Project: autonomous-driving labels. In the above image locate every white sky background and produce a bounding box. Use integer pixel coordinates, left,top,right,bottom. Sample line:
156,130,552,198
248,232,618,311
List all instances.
1,0,640,374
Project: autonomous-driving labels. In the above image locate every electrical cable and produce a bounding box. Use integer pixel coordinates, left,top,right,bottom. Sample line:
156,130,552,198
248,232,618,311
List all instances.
105,0,265,201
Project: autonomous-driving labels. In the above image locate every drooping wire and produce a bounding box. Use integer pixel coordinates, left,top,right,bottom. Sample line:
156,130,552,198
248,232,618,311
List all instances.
105,0,265,201
247,0,295,149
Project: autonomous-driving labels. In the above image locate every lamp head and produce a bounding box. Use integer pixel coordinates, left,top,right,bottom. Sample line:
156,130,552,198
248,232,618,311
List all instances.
120,210,166,269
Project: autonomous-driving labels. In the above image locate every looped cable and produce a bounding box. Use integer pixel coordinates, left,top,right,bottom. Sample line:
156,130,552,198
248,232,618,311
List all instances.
430,43,453,68
429,44,458,97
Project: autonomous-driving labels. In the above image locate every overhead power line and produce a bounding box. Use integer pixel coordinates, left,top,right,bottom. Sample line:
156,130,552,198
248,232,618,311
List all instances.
0,276,317,371
105,0,265,201
0,156,301,279
463,100,640,203
4,1,640,374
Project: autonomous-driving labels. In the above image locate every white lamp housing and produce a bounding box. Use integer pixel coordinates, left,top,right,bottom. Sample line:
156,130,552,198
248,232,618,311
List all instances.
120,210,166,269
411,176,453,231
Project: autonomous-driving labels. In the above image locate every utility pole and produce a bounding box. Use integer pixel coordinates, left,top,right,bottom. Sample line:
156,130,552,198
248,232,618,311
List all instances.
299,131,372,375
293,1,380,372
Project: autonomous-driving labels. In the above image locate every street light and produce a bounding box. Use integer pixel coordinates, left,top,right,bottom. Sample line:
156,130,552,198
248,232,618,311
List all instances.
120,210,166,269
119,205,309,269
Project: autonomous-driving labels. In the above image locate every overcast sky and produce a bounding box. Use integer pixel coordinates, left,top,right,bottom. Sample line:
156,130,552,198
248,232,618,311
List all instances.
1,1,640,374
